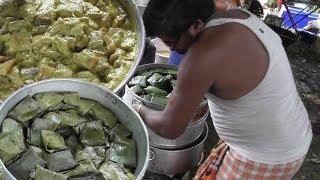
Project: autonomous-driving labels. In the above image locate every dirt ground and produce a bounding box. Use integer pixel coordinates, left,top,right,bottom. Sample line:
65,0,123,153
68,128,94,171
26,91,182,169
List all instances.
286,41,320,180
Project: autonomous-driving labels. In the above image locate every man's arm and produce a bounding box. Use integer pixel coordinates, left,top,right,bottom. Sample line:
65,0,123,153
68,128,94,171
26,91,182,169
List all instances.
133,40,219,139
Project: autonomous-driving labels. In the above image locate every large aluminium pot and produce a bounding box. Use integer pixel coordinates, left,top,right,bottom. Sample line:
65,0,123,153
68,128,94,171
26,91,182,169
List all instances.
123,63,207,149
148,122,208,175
0,0,146,105
0,79,149,180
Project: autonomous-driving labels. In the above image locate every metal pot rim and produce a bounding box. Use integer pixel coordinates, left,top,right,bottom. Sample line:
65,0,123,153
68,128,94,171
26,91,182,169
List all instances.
188,109,209,127
148,116,206,150
0,79,150,180
150,122,208,152
155,52,170,58
136,63,178,71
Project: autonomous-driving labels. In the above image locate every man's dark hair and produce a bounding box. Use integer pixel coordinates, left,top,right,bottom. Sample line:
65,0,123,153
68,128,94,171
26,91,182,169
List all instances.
143,0,214,38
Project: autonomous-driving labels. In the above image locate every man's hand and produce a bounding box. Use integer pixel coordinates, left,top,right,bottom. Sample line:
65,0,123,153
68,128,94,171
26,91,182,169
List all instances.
132,103,143,115
131,98,144,113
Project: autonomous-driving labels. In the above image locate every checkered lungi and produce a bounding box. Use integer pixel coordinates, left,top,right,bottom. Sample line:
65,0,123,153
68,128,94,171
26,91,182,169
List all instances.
216,149,305,180
194,142,306,180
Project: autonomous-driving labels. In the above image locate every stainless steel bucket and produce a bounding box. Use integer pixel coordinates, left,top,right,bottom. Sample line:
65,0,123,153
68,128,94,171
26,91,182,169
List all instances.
148,122,208,175
0,79,149,180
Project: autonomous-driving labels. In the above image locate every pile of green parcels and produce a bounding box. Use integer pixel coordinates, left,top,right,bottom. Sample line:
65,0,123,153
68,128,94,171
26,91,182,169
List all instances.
0,92,136,180
128,68,178,106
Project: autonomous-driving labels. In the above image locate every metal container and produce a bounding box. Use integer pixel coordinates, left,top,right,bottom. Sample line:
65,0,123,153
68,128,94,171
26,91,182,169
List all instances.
148,122,208,175
122,63,207,149
148,110,208,149
0,0,145,105
152,38,171,64
0,79,149,180
133,0,149,15
154,52,170,64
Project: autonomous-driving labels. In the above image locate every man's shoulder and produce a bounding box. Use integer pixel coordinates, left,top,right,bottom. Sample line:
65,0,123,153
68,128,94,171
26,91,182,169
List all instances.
190,26,241,61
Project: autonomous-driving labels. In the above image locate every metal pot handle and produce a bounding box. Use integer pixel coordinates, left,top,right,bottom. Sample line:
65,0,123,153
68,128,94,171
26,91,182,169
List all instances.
149,149,155,161
132,98,143,106
197,152,205,166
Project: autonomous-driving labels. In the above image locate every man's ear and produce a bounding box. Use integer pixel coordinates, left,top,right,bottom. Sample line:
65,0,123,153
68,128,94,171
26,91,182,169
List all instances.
188,19,205,37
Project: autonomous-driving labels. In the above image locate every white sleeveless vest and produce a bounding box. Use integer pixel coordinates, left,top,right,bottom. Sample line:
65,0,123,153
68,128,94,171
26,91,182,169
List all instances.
204,9,312,164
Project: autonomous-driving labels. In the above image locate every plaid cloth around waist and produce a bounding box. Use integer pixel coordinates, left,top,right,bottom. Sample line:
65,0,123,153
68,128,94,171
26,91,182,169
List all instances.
216,149,306,180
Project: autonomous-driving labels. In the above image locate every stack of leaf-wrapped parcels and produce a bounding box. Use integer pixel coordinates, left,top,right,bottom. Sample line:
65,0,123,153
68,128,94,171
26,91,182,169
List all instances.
128,68,178,107
128,68,208,122
0,92,136,180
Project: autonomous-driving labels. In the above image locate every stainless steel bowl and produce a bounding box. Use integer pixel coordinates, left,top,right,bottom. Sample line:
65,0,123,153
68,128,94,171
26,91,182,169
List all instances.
148,122,208,175
0,79,149,180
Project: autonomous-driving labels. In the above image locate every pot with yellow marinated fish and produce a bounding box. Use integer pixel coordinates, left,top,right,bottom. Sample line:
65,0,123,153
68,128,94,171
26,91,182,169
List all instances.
0,0,146,102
